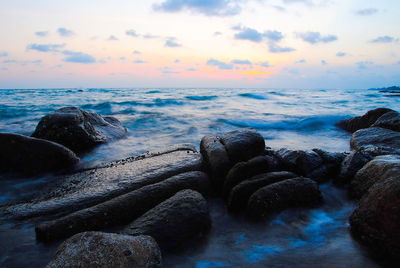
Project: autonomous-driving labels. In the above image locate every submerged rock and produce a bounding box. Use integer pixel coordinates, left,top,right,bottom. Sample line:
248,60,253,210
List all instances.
123,190,210,249
247,177,322,220
0,132,79,176
32,107,127,153
372,111,400,132
46,232,162,268
336,108,394,133
335,151,373,185
350,127,400,155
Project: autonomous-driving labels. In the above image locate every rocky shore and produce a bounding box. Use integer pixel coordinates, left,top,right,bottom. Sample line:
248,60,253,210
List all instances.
1,106,400,267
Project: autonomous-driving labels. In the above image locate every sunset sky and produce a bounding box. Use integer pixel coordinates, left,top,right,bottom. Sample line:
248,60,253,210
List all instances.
0,0,399,89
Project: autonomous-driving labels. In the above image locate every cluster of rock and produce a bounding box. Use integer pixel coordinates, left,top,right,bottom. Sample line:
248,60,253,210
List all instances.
1,106,400,266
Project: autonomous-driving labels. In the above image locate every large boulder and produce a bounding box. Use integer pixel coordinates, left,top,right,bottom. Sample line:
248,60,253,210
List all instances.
46,232,162,268
32,107,127,153
0,132,79,176
336,108,394,133
123,190,210,249
335,151,373,185
247,177,322,220
36,171,211,242
372,111,400,132
350,173,400,262
350,127,400,155
350,155,400,199
275,148,323,176
227,171,297,212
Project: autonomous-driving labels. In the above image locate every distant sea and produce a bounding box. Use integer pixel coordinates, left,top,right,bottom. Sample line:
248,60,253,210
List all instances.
0,87,398,267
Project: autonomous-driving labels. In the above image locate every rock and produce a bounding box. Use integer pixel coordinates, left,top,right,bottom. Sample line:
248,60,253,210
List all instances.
32,107,127,153
36,171,211,242
350,173,400,262
306,163,339,183
350,155,400,199
372,111,400,132
336,108,394,133
220,129,265,163
0,132,79,176
123,190,210,249
335,151,373,185
46,232,161,268
227,171,297,212
247,177,322,220
276,148,323,175
312,148,347,165
200,135,231,191
350,127,400,155
222,155,279,199
2,144,203,220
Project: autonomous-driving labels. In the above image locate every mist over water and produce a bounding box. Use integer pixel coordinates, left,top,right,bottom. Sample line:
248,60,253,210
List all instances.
0,87,397,267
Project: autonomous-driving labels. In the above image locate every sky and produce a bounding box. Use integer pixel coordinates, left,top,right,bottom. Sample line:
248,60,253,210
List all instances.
0,0,399,89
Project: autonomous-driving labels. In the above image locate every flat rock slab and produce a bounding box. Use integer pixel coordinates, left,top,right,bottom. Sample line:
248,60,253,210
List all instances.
2,144,203,221
350,127,400,155
46,232,162,268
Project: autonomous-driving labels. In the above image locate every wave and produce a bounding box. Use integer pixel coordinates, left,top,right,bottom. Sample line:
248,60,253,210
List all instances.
185,95,218,101
238,93,268,100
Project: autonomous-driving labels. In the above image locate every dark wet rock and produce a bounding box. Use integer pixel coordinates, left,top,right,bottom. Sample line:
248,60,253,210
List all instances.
36,171,211,242
276,148,323,175
312,148,347,165
2,144,203,220
228,171,297,212
307,163,339,183
32,107,127,153
350,155,400,199
123,190,210,249
200,135,231,191
222,155,279,199
335,151,373,185
350,172,400,261
336,108,394,133
220,129,265,163
350,127,400,155
247,177,322,220
372,111,400,132
0,132,79,176
46,232,161,268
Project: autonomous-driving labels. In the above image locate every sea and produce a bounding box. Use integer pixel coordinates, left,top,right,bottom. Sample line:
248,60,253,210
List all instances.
0,87,398,267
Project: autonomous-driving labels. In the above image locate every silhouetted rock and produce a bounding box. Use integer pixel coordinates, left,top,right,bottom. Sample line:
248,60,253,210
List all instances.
312,148,347,165
336,108,394,133
228,171,297,212
306,163,339,183
32,107,127,153
335,151,373,185
276,148,323,175
372,111,400,132
350,154,400,199
0,132,79,176
123,190,210,249
350,127,400,155
247,177,322,220
46,232,161,268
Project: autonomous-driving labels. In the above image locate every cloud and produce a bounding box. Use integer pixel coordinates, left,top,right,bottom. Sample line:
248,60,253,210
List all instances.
264,30,284,42
295,59,306,63
107,35,119,41
174,59,181,63
143,34,159,39
268,43,295,53
62,51,96,63
297,31,338,44
165,38,182,47
336,52,347,57
120,57,126,61
126,29,139,37
321,60,328,65
355,8,378,16
0,51,8,57
133,59,146,64
357,61,374,70
259,62,271,67
186,67,197,71
153,0,242,16
231,59,252,65
370,36,398,43
282,0,330,7
3,59,42,65
272,5,286,12
132,50,141,54
35,31,49,37
57,27,75,37
214,31,222,36
233,26,263,42
27,43,65,52
207,59,233,70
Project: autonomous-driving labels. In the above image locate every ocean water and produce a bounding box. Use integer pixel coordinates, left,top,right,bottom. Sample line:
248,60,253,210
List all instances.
0,87,398,267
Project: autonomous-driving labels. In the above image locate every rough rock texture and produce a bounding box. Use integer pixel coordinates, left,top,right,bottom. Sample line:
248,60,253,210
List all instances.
336,108,394,133
0,132,79,176
276,148,323,175
220,129,265,163
46,232,161,268
372,111,400,132
123,190,210,249
36,171,211,242
222,155,278,199
32,107,127,153
247,177,322,220
350,174,400,262
350,155,400,199
2,144,203,221
312,149,347,165
350,127,400,155
228,171,297,212
335,151,373,185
